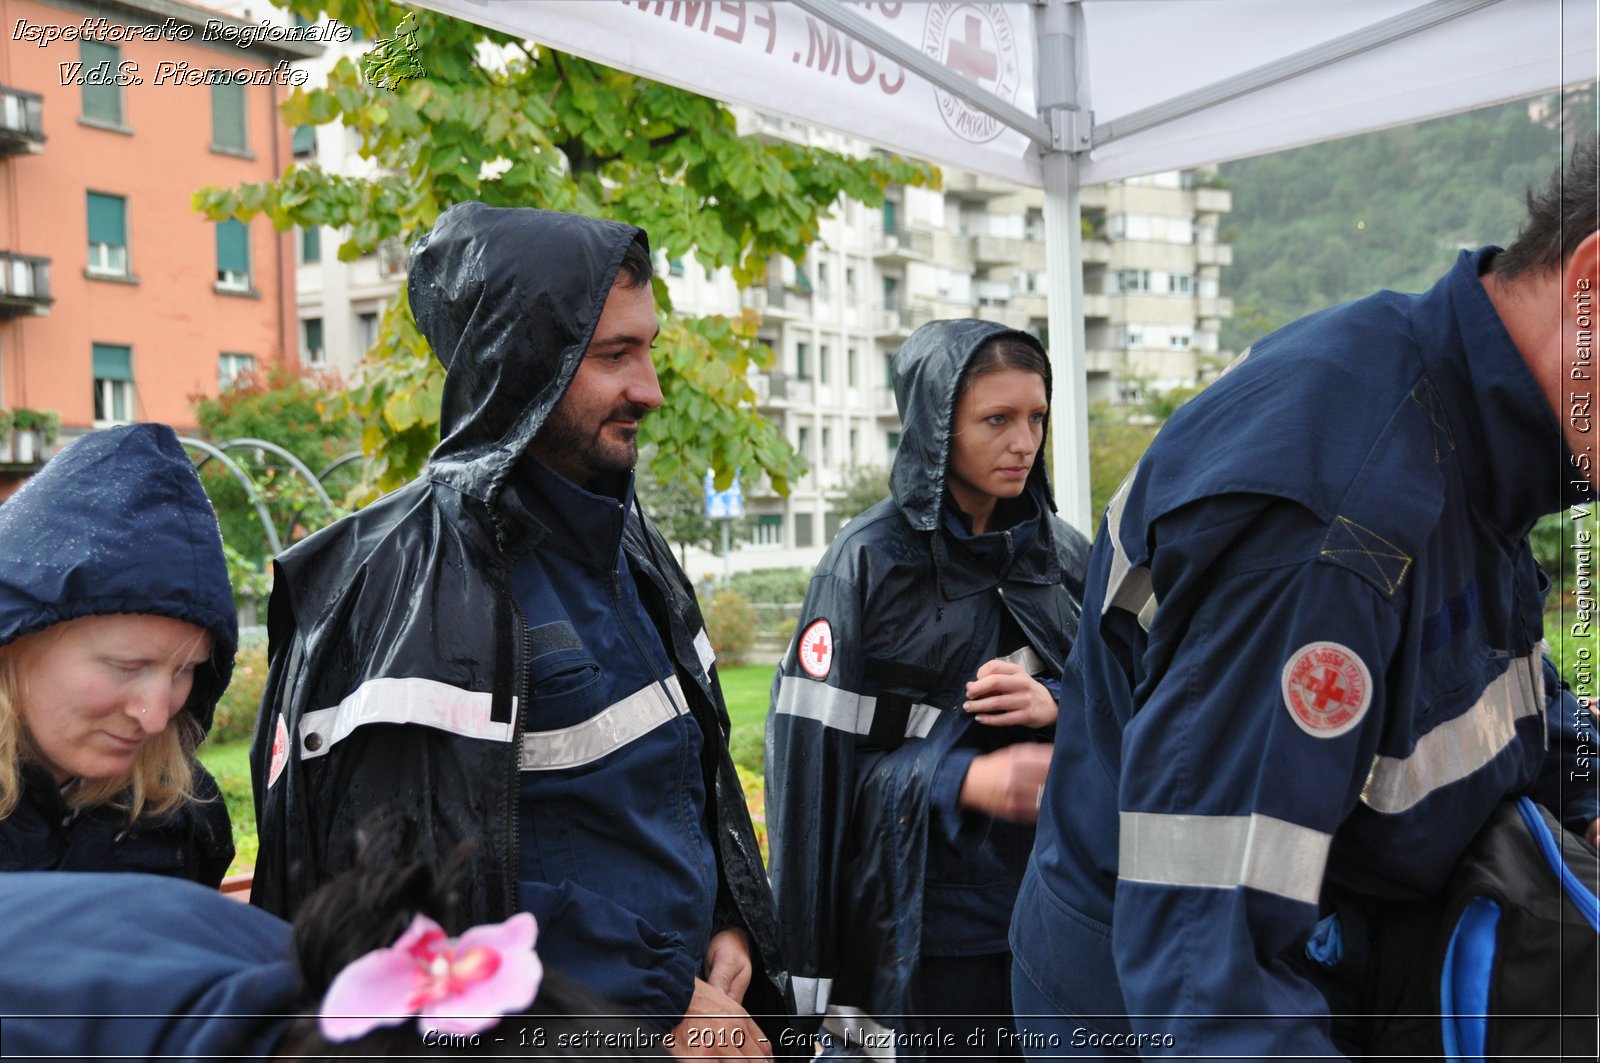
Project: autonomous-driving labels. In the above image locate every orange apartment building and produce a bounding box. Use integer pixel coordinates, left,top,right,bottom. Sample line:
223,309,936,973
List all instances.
0,0,318,493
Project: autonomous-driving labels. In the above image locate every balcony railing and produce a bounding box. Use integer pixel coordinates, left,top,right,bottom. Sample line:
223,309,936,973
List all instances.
0,87,44,156
0,252,52,316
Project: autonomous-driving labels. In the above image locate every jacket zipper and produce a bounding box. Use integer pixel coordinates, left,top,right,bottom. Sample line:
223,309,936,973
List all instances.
504,592,531,919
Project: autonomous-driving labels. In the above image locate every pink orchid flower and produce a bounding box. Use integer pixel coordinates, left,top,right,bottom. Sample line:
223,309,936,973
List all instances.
320,911,542,1041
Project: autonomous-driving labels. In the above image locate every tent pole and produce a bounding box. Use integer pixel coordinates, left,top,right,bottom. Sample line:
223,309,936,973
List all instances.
1037,0,1093,534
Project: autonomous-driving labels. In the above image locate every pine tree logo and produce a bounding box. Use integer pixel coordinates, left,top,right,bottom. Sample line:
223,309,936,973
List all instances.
360,12,426,91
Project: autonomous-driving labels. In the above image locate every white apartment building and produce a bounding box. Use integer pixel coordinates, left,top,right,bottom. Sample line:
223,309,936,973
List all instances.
219,7,1231,577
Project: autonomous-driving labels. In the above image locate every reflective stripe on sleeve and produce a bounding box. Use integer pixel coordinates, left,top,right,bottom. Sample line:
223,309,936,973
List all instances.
298,676,515,760
791,975,832,1016
1118,811,1330,906
1102,472,1158,631
694,627,716,675
1361,651,1544,814
772,674,944,740
520,674,689,771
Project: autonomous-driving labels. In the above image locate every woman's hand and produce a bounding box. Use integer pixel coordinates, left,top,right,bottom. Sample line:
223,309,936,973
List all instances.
958,743,1052,823
964,658,1058,728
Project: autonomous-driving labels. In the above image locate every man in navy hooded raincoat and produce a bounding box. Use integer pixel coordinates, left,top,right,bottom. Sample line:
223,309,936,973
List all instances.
251,205,787,1054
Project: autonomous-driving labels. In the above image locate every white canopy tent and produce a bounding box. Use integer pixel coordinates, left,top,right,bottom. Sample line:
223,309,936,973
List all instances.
415,0,1598,533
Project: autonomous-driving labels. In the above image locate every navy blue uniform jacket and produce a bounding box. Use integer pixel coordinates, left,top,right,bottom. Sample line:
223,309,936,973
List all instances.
1013,249,1600,1058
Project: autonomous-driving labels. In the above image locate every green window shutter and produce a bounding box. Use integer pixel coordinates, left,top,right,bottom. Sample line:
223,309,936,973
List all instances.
86,193,126,245
216,220,250,275
92,344,133,381
882,199,898,235
292,124,315,155
80,41,122,124
302,225,321,263
211,82,247,150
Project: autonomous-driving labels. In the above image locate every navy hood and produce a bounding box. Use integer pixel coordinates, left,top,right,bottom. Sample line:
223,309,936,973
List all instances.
890,319,1055,531
0,423,237,732
409,202,647,510
0,872,298,1060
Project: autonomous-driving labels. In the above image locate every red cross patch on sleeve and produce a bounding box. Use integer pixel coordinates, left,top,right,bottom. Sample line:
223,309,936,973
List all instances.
1281,641,1372,738
798,619,835,680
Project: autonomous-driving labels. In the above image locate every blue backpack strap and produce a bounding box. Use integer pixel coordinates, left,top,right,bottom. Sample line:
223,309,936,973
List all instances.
1439,896,1501,1063
1516,796,1600,932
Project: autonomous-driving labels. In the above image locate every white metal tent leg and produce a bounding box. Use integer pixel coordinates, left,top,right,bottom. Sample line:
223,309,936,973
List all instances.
1042,149,1093,537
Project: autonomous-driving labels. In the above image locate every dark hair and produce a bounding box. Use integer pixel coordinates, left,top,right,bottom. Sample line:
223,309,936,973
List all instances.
272,816,665,1059
956,334,1051,397
616,237,654,290
1491,138,1599,278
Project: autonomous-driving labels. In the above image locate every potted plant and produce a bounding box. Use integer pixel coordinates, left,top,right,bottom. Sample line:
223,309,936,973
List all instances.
36,409,60,449
10,408,37,463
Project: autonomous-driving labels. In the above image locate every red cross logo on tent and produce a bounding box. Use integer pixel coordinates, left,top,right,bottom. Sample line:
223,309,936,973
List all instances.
945,15,998,84
798,619,835,680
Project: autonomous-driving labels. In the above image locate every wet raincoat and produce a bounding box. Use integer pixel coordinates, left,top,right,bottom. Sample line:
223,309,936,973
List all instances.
765,320,1091,1032
250,204,790,1027
0,423,237,885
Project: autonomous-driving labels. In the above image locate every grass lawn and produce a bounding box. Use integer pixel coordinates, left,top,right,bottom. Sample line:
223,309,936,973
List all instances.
198,663,781,877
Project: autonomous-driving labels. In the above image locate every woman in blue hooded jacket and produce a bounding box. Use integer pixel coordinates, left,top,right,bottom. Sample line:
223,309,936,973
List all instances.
766,321,1091,1058
0,422,236,885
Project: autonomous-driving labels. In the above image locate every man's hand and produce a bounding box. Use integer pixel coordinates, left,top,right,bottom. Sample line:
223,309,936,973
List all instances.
668,977,772,1060
703,928,753,1003
965,659,1058,728
959,743,1052,823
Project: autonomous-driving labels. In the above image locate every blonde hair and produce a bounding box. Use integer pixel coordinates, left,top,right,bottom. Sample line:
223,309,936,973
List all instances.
0,634,203,822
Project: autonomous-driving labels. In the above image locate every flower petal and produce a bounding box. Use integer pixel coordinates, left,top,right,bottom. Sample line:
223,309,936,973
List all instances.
457,911,537,954
422,949,543,1036
320,944,423,1042
393,912,446,953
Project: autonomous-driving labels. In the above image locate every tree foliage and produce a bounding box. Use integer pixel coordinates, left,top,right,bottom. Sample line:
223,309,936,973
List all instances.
1219,88,1596,351
830,465,890,521
193,0,936,500
191,365,362,598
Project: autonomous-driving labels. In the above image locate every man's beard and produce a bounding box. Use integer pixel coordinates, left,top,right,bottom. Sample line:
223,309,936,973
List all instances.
534,401,651,484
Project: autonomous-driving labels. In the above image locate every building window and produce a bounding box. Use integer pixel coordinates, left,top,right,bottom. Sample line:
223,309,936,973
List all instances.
821,427,833,467
848,428,859,461
219,352,255,390
794,512,814,548
92,344,134,423
819,344,830,385
752,514,783,547
301,225,321,264
883,354,895,389
302,317,325,366
882,199,898,236
211,81,248,153
80,41,124,125
1116,269,1151,294
887,430,901,457
797,426,811,463
215,219,251,291
668,257,685,277
845,266,856,293
824,511,844,543
292,124,316,159
1125,328,1145,348
795,342,809,379
1169,330,1193,350
358,311,379,352
1168,272,1195,296
846,347,858,388
86,192,129,277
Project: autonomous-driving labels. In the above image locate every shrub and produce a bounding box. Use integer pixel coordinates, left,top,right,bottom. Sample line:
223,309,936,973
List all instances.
729,566,812,604
706,588,758,667
209,640,268,745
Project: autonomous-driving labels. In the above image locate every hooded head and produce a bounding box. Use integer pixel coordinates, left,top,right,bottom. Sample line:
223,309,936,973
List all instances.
408,203,652,503
0,424,237,815
890,320,1055,531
